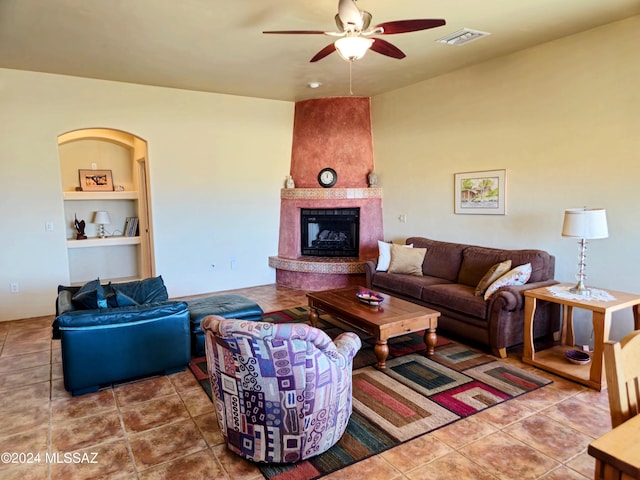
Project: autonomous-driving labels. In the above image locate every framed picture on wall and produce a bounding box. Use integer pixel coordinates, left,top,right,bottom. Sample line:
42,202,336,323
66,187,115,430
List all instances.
454,169,506,215
78,169,114,192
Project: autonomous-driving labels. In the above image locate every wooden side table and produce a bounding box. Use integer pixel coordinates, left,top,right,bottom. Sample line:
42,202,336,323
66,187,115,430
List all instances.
523,283,640,391
588,414,640,479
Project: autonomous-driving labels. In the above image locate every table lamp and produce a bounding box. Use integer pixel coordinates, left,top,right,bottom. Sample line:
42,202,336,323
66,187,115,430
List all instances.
93,210,111,238
561,207,608,295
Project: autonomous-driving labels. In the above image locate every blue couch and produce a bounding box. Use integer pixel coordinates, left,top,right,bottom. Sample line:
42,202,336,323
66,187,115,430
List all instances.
54,276,190,396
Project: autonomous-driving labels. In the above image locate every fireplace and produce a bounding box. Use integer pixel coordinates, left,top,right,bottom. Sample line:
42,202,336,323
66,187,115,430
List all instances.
270,97,383,290
301,208,359,257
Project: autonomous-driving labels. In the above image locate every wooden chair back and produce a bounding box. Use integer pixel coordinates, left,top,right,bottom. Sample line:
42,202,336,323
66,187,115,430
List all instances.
604,329,640,428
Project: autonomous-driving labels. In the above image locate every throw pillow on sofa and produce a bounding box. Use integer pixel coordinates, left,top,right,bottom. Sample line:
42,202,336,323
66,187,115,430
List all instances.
376,241,413,271
71,278,107,309
116,276,169,304
484,263,532,300
387,244,427,276
104,283,139,308
475,260,512,297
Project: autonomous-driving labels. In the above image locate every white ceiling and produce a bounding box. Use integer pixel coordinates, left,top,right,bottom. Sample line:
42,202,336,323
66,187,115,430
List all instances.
1,0,639,102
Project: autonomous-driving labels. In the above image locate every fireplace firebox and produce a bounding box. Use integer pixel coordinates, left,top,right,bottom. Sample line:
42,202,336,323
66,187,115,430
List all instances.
301,208,359,257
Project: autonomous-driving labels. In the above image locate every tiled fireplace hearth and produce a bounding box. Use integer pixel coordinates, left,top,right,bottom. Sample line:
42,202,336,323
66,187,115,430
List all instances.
269,96,384,290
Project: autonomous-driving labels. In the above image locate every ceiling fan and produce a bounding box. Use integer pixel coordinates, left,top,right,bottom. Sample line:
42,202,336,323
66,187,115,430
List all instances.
263,0,446,63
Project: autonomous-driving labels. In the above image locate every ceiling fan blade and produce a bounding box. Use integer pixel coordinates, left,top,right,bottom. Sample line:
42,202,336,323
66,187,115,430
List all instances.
370,38,405,59
374,19,446,34
263,30,326,35
310,43,337,62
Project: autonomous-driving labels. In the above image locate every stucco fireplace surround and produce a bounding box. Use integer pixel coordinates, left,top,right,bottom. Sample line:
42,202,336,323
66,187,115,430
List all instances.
269,96,383,290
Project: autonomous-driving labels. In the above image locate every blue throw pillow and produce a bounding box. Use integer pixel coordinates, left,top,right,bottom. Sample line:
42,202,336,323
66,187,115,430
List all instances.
71,279,106,310
115,290,139,307
106,276,168,305
105,283,140,308
132,276,168,304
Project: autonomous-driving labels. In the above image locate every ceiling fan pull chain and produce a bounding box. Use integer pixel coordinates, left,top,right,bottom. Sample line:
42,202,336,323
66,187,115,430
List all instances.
349,61,353,95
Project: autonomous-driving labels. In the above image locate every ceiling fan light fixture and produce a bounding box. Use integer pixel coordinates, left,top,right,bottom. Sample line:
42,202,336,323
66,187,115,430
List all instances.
335,36,374,61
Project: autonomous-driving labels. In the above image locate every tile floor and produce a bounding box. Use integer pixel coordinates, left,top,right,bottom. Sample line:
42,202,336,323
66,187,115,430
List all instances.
0,284,610,480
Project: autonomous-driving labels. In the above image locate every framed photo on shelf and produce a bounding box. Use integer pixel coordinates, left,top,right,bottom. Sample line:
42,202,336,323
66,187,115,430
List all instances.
78,169,114,192
454,169,506,215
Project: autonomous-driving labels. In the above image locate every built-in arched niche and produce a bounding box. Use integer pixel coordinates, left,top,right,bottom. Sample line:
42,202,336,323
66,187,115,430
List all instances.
58,128,154,284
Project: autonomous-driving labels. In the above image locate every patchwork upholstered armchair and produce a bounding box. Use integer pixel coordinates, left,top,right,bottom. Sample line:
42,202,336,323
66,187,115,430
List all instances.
201,315,361,463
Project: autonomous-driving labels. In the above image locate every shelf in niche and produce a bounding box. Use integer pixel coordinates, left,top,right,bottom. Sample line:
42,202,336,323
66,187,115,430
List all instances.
67,236,141,248
63,191,138,201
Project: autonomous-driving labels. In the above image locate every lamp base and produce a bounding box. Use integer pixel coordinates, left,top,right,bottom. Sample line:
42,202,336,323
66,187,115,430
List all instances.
569,280,591,296
569,238,591,296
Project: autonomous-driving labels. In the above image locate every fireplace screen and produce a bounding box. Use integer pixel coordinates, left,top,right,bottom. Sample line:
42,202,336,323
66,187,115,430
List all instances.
300,208,360,257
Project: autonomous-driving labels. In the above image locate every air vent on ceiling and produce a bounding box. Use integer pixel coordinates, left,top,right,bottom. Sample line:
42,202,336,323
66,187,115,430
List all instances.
436,28,491,46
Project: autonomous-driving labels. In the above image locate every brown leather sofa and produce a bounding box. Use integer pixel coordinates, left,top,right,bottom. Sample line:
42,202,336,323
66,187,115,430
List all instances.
364,237,560,358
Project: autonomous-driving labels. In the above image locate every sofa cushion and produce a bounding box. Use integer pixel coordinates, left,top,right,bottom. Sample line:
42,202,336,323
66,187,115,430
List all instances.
115,276,169,304
372,273,451,299
71,279,106,310
484,263,532,300
475,260,512,297
458,246,552,287
421,284,488,319
406,237,467,282
388,245,426,276
376,241,413,271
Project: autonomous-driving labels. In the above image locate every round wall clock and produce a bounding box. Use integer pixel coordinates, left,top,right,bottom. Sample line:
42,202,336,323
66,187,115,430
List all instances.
318,168,337,188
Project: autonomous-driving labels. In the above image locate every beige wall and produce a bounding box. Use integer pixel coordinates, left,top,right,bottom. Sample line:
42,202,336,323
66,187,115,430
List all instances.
2,15,638,345
372,16,640,342
0,69,293,321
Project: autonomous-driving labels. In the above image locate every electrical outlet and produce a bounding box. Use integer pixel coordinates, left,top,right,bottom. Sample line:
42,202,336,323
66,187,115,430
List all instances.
45,221,54,232
398,214,407,223
91,163,97,170
10,282,19,293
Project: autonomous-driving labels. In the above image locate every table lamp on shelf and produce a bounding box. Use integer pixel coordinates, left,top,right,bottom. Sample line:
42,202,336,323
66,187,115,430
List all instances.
561,207,608,296
93,210,111,239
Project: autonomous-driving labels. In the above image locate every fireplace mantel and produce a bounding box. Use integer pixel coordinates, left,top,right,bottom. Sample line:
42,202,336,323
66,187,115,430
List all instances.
281,187,382,200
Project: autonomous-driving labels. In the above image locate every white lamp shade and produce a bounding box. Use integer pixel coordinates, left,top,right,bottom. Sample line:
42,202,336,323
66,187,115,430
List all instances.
93,210,111,225
335,36,374,61
562,208,608,239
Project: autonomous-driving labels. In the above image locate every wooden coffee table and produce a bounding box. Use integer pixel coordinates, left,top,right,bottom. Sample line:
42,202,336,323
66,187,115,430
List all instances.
307,286,440,369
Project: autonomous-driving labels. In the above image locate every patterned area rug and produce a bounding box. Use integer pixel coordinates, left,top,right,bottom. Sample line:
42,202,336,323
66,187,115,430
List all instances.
189,307,552,480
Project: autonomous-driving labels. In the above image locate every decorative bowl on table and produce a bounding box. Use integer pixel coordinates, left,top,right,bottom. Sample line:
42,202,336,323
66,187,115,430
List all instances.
565,349,591,365
356,291,384,306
